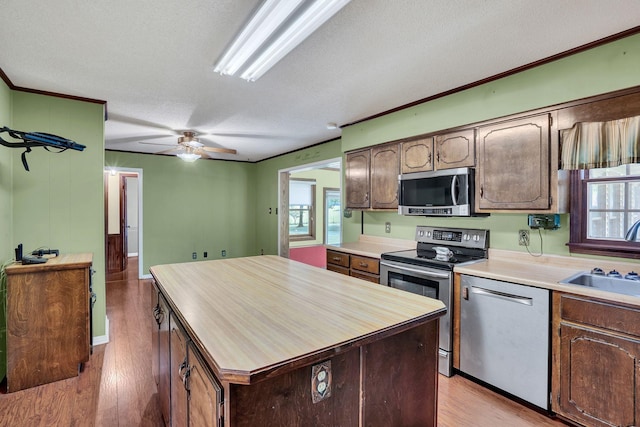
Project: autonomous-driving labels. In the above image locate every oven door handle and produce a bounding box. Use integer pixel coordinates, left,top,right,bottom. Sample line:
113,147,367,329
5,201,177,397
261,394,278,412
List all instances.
380,261,451,279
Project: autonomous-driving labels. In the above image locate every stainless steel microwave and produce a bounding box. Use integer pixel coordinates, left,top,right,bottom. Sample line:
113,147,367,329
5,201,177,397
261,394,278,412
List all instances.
398,167,477,216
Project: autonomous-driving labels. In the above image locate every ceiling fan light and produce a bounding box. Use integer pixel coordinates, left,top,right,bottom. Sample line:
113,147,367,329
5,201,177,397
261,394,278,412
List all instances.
177,152,201,162
240,0,351,82
213,0,303,76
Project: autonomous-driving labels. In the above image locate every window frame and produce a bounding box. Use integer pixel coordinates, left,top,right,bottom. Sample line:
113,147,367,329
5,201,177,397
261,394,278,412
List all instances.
288,179,316,242
568,169,640,259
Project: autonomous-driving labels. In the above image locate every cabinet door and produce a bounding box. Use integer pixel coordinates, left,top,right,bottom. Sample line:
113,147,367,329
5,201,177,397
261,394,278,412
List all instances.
151,282,160,388
158,294,171,426
434,129,475,170
401,137,433,173
345,149,370,208
476,114,550,210
170,313,189,427
370,143,399,209
188,342,223,427
557,323,640,427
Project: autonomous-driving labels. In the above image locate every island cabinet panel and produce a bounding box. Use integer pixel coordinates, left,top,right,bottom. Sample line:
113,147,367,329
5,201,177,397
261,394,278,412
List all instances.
401,137,433,173
171,312,189,427
476,114,551,211
187,342,223,427
434,129,475,170
158,290,172,426
229,322,438,427
552,293,640,427
4,254,92,392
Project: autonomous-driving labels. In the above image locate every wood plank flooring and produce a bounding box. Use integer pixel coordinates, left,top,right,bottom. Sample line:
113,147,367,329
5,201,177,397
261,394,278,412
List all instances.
0,257,568,426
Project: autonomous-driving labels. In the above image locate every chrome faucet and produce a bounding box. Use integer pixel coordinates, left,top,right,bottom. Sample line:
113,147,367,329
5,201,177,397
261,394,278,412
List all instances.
625,219,640,241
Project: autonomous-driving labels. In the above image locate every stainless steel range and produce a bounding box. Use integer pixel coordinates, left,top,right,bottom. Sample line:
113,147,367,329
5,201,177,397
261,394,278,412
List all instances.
380,225,489,376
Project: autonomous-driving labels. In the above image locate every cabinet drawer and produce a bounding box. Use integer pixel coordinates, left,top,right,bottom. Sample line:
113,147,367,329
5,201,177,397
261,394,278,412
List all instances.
559,293,640,338
326,250,349,267
350,255,379,275
327,263,350,276
350,270,379,284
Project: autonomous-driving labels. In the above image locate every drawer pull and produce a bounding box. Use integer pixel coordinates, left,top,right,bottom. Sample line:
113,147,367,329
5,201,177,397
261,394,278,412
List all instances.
332,257,341,262
359,262,368,268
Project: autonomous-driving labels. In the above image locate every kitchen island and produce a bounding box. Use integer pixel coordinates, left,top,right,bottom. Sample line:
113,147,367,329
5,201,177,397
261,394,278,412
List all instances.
150,255,445,426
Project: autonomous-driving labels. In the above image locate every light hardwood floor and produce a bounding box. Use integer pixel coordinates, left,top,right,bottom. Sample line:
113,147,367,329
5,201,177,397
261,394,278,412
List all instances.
0,257,568,426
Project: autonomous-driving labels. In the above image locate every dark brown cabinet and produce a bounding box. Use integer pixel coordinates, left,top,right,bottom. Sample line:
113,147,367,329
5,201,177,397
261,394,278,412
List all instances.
552,292,640,427
434,129,475,170
345,143,399,210
326,249,380,283
476,114,551,211
401,137,434,173
345,149,370,208
151,283,223,427
4,254,92,392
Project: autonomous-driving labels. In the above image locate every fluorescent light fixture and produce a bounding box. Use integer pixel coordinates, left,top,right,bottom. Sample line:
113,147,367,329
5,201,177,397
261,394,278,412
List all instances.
177,152,201,162
214,0,303,76
214,0,351,81
241,0,351,82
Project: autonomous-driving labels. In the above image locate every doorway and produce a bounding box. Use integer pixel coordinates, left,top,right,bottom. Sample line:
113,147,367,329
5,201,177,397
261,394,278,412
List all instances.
278,158,342,265
104,167,144,279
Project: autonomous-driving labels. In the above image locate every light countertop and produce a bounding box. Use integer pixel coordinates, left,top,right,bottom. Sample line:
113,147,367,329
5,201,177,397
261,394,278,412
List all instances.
325,235,416,258
455,249,640,305
150,255,445,384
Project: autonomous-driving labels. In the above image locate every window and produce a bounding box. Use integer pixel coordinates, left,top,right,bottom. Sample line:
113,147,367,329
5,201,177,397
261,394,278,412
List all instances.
289,179,316,241
569,164,640,259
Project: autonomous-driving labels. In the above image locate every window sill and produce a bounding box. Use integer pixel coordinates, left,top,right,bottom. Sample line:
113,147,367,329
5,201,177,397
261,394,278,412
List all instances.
567,242,640,260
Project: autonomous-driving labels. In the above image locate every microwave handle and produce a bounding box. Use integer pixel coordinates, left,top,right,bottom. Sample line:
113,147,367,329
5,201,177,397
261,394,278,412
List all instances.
451,174,459,206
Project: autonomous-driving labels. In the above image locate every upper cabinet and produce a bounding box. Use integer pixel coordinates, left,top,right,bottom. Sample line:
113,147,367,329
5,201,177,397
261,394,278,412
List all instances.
346,142,399,210
401,137,433,173
475,114,559,212
434,129,475,170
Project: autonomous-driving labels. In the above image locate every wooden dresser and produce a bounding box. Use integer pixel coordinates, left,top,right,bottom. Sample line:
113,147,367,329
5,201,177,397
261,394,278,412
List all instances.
4,253,93,392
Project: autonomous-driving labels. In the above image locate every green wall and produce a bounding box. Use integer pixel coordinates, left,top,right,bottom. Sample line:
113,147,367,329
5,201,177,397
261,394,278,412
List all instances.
341,33,640,259
254,140,343,255
8,91,107,339
105,151,257,273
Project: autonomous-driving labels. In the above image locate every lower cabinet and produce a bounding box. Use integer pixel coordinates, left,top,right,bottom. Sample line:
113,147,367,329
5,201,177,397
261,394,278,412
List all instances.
326,249,380,283
552,292,640,427
151,281,223,427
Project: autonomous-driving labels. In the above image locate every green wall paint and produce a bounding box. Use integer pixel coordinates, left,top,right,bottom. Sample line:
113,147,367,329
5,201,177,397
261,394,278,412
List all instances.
9,91,106,339
105,151,257,273
254,140,343,255
341,33,640,261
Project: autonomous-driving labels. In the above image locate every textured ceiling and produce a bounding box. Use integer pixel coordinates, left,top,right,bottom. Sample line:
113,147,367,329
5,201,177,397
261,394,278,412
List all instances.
1,0,639,162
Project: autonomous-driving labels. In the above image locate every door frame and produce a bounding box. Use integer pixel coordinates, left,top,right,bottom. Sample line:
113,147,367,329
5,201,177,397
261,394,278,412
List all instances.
277,157,342,257
104,167,145,279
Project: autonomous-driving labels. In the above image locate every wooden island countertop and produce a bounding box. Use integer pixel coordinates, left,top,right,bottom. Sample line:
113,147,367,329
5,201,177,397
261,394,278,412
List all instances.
151,255,445,426
150,255,445,384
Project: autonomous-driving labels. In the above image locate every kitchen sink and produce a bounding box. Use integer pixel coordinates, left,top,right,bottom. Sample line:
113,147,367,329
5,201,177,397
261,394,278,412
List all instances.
560,272,640,297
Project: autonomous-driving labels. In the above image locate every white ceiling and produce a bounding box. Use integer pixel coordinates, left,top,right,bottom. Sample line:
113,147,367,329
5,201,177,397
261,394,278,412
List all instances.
1,0,639,162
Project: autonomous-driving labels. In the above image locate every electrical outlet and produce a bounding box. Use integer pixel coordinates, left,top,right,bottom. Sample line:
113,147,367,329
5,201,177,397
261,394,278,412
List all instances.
385,222,391,233
192,252,197,259
311,361,332,403
518,230,530,246
221,250,226,257
204,251,208,258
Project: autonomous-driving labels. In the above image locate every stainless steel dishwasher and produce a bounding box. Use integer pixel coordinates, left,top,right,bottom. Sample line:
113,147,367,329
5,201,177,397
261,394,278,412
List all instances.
459,275,550,410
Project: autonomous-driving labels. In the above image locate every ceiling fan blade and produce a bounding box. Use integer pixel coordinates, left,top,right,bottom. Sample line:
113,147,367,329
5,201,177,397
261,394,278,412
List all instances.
200,146,237,155
157,147,183,155
139,140,180,147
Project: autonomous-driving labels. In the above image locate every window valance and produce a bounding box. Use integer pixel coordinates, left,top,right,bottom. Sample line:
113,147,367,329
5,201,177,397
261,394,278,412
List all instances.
560,115,640,170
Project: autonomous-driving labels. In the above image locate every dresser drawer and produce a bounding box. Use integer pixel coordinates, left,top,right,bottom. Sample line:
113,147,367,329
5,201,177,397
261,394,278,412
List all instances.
327,263,350,276
350,270,379,283
350,255,379,275
326,250,350,267
559,293,640,338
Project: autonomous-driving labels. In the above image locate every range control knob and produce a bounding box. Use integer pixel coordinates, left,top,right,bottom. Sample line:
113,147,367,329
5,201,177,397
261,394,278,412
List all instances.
625,271,639,280
473,234,480,242
463,234,470,241
607,270,622,278
590,267,605,275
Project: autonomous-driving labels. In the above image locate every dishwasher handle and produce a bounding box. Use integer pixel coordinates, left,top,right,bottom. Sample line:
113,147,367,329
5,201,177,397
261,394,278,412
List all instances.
469,285,533,306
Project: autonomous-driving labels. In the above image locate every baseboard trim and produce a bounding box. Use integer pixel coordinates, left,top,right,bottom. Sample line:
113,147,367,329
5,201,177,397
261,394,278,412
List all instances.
141,273,152,279
92,316,109,346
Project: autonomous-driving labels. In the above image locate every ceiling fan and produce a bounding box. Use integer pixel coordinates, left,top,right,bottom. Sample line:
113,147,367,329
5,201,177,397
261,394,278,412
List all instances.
139,131,237,162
